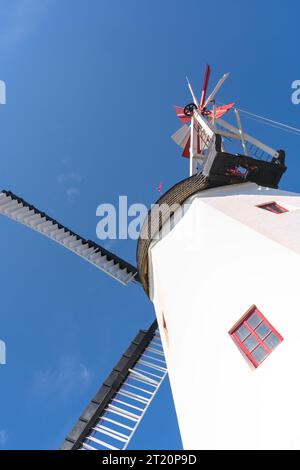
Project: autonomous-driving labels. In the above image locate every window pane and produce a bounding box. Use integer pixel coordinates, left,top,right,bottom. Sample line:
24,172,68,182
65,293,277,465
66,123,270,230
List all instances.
264,332,281,350
268,203,282,213
235,324,250,342
243,334,259,352
252,345,268,364
256,322,271,339
247,312,261,329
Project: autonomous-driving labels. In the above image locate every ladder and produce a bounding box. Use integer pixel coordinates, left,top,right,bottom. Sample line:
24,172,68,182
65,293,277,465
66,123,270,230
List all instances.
61,321,168,450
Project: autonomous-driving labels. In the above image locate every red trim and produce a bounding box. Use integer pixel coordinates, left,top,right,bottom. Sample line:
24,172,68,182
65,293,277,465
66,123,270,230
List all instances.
197,133,201,154
244,320,271,354
161,313,169,348
174,105,191,125
230,306,283,368
253,306,284,343
182,137,190,158
200,64,211,108
207,102,235,119
162,314,167,331
257,201,288,214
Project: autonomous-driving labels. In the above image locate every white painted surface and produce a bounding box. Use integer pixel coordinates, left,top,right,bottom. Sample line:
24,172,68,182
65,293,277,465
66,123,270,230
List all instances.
149,182,300,449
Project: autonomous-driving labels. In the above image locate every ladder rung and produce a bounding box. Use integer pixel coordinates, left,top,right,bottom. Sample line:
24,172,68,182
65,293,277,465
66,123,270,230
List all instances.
94,424,130,440
139,359,167,372
124,382,154,395
111,398,145,412
104,408,139,422
127,374,157,388
117,389,150,405
153,338,162,344
146,346,165,357
98,416,134,431
85,435,119,450
128,369,159,386
92,427,128,444
133,366,163,380
81,442,97,451
147,342,164,351
142,353,167,365
107,404,140,419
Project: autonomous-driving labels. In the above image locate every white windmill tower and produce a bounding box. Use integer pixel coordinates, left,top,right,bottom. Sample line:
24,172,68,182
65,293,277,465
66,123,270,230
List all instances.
1,64,300,450
137,65,300,450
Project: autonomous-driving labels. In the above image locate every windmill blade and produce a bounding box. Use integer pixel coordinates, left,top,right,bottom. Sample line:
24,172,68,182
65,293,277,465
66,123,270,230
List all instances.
0,190,139,285
186,76,198,106
199,64,211,108
207,102,235,119
182,136,191,158
60,320,168,451
204,72,230,109
174,106,191,125
171,124,190,148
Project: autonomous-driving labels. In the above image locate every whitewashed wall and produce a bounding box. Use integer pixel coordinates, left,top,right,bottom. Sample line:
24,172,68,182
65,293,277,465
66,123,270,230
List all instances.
149,183,300,450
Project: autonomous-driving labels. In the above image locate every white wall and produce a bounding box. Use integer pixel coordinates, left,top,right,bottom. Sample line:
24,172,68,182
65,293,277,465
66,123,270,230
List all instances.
149,183,300,450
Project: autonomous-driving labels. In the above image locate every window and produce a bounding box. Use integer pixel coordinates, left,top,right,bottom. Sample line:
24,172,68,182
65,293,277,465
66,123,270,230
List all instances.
162,314,167,330
257,201,288,214
229,306,283,368
161,313,169,347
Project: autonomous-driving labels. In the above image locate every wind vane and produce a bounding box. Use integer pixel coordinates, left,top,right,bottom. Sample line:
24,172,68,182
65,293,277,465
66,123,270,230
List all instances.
172,64,286,179
172,64,235,174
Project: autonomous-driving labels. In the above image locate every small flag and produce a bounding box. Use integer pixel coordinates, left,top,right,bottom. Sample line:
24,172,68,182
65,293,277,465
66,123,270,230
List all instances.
157,181,163,193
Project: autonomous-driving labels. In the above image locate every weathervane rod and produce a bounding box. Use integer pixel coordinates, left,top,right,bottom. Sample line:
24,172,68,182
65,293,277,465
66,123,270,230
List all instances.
189,116,197,176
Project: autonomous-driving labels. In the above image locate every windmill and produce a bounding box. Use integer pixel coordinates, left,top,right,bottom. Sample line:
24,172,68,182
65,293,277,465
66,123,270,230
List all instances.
2,64,297,450
173,64,235,172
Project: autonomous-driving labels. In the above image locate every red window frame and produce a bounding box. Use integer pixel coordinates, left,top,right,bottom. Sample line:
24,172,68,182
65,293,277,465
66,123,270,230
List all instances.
161,312,169,347
257,201,288,214
162,314,167,331
229,306,283,368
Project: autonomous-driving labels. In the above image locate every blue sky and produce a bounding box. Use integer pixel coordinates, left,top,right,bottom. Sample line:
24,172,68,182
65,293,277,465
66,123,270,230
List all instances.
0,0,299,450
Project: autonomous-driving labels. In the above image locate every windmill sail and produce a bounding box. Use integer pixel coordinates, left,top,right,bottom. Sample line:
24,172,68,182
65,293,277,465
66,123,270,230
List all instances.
0,190,139,285
199,64,211,108
60,320,167,450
